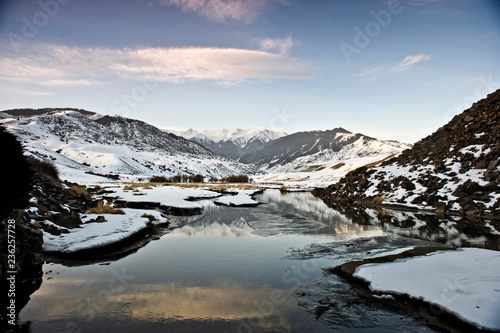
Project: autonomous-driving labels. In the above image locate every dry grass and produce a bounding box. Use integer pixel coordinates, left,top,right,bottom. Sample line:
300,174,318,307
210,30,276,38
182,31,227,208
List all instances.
330,162,346,170
87,201,126,215
279,185,288,193
371,196,386,205
120,181,260,193
363,154,398,169
141,213,158,222
70,185,89,197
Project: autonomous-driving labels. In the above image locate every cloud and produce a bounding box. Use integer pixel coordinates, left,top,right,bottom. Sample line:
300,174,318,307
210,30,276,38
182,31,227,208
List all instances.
259,36,298,55
359,53,431,80
0,43,313,87
392,54,432,72
162,0,288,23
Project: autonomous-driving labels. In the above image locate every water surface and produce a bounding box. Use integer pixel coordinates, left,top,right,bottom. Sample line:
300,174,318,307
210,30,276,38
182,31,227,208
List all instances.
20,190,463,332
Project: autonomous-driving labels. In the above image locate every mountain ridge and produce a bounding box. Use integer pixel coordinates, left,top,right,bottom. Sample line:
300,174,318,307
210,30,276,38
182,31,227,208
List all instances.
167,128,287,160
0,109,254,183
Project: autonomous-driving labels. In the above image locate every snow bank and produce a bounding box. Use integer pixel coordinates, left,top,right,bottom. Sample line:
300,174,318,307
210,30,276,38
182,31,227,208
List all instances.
42,209,166,253
214,189,261,207
113,185,220,209
354,248,500,331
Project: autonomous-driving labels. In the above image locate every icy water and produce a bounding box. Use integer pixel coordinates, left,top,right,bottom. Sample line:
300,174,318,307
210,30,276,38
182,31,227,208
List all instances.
18,190,487,333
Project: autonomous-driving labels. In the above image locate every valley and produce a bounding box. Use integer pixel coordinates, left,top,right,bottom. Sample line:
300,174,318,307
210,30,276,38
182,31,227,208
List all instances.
1,90,499,333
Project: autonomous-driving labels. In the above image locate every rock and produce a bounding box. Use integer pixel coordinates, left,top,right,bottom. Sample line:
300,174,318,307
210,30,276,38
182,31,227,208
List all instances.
459,197,480,215
435,202,447,215
464,115,474,123
96,215,107,222
37,204,49,214
49,212,82,229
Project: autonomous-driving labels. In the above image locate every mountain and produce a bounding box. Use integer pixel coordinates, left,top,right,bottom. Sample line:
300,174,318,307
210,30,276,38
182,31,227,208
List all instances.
167,128,287,160
316,89,500,217
238,128,410,173
0,109,254,183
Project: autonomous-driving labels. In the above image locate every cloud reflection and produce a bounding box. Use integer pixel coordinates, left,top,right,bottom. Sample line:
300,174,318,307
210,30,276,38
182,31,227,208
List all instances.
23,278,297,331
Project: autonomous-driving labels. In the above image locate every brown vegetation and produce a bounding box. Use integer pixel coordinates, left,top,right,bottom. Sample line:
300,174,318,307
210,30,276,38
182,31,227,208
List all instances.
86,201,126,215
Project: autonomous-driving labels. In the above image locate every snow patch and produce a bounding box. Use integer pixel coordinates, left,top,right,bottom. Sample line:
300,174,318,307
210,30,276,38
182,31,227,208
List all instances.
354,248,500,331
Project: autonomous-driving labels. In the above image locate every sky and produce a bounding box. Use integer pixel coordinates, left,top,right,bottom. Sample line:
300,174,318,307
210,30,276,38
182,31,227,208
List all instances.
0,0,499,143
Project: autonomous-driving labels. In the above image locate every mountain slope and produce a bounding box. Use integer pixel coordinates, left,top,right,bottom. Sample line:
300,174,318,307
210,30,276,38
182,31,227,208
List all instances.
168,128,287,160
316,89,500,217
239,128,409,170
0,109,253,183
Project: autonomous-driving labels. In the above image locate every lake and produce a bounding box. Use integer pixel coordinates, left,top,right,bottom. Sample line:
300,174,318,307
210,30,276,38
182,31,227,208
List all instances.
19,189,492,332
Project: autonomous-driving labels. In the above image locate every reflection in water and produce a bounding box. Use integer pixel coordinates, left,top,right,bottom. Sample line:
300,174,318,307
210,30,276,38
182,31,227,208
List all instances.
168,191,382,238
168,217,256,237
19,190,493,332
26,277,296,331
326,203,500,250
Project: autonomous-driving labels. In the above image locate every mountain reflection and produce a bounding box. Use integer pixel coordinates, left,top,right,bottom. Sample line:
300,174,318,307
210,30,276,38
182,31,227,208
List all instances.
326,204,500,250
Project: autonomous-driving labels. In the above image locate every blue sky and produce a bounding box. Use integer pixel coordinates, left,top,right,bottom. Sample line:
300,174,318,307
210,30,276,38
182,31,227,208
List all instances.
1,0,499,143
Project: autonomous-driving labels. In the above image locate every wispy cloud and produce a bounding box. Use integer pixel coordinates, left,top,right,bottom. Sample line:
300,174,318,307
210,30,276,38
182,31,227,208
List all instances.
359,54,432,80
392,54,432,72
0,43,314,87
259,36,298,55
162,0,288,23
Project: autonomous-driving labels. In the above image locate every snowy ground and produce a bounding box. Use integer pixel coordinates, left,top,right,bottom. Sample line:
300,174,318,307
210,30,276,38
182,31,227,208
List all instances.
253,154,399,188
42,209,166,253
354,248,500,332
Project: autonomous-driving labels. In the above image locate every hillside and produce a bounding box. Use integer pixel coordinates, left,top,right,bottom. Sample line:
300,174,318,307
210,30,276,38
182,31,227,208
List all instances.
0,109,253,183
244,128,409,172
316,90,500,217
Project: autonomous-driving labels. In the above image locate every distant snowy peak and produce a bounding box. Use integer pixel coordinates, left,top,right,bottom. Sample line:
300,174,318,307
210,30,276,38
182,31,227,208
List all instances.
166,128,288,160
170,128,287,148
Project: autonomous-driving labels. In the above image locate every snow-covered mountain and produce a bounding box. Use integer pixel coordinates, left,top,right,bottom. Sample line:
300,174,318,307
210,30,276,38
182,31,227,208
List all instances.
171,126,410,187
250,128,411,187
167,128,287,160
242,128,410,172
0,109,254,183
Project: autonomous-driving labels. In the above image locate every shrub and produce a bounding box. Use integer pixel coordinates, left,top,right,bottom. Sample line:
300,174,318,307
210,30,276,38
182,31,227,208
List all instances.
27,156,59,179
221,174,249,183
192,174,204,183
86,201,126,215
150,176,168,183
141,213,158,222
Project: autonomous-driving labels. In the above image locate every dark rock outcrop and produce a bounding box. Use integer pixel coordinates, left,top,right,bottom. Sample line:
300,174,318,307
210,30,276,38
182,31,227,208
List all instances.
316,90,500,218
0,126,41,329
